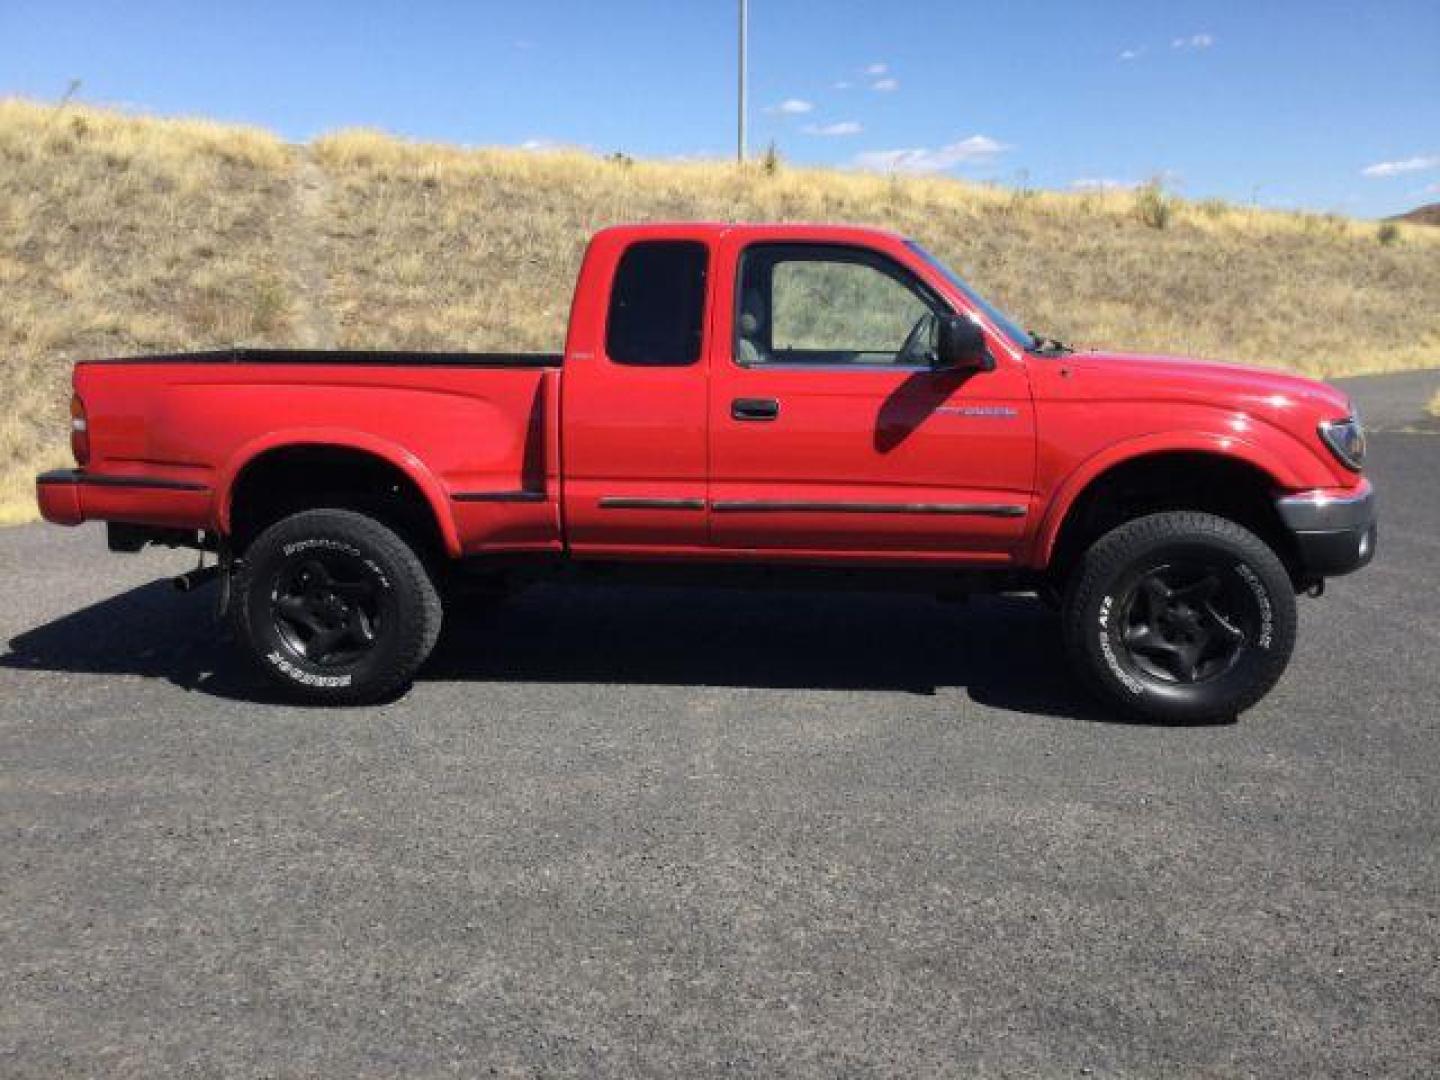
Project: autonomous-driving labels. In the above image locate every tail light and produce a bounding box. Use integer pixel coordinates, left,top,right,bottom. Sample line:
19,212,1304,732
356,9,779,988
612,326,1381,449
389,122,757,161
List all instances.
70,394,90,466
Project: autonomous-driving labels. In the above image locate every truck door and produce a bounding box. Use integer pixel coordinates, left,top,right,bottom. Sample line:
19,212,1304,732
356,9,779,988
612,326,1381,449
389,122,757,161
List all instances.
707,237,1036,561
561,232,712,555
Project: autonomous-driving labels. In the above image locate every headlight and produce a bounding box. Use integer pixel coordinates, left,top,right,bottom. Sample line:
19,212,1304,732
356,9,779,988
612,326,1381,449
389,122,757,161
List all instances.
1318,408,1365,472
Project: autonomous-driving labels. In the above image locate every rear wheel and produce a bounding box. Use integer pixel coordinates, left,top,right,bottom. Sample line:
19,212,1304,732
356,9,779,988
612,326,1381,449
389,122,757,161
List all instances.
1062,511,1297,723
232,509,442,705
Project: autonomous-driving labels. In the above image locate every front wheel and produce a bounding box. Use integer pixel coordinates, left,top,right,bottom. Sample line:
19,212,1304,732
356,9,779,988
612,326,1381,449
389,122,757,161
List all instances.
1062,511,1297,724
231,509,443,705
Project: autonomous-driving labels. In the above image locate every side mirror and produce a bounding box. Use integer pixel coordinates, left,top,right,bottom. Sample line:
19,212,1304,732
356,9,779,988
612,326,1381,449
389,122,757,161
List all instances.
935,316,993,371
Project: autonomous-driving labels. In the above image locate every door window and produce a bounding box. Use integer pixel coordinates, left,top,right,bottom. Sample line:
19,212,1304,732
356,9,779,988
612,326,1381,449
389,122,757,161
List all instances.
735,245,942,366
606,241,708,366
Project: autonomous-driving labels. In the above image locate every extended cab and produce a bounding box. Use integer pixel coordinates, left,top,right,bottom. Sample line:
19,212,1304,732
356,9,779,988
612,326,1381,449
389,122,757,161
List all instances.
37,223,1376,720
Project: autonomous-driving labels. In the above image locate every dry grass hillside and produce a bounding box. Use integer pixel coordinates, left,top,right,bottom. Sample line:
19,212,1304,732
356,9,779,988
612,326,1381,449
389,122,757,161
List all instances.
1392,202,1440,227
3,98,1439,522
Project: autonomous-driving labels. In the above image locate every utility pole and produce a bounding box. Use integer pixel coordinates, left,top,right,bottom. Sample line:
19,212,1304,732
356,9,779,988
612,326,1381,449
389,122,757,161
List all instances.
738,0,748,162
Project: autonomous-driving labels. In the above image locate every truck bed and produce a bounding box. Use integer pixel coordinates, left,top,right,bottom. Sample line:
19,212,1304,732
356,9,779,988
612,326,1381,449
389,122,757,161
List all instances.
50,350,565,556
78,348,563,368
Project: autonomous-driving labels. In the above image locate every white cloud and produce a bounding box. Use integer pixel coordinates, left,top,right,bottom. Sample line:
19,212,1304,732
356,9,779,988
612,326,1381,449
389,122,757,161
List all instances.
767,98,814,115
1071,177,1140,192
865,63,888,76
1427,182,1440,195
1171,33,1215,49
1119,47,1144,61
803,120,863,137
519,138,559,151
870,77,899,92
832,80,852,90
1361,155,1440,178
854,135,1010,174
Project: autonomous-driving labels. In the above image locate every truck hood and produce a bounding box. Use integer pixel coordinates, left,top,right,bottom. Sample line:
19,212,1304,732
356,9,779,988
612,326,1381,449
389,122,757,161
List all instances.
1063,349,1354,419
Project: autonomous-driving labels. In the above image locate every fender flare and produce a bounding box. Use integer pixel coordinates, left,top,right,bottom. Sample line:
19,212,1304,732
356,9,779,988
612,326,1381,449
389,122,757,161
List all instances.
216,428,462,557
1029,430,1302,568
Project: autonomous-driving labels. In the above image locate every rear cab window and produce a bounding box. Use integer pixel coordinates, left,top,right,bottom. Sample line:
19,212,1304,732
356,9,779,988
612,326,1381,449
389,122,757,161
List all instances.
605,241,709,367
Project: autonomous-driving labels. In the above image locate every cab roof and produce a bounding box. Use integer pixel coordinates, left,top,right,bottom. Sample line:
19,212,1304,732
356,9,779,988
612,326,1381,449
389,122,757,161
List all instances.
590,222,911,246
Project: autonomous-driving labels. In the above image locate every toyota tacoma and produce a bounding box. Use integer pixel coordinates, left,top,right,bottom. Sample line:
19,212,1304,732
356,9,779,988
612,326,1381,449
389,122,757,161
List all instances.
36,223,1376,721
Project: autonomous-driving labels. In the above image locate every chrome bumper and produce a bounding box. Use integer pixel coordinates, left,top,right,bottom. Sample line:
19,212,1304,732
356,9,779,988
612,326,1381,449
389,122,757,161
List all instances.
1275,482,1377,577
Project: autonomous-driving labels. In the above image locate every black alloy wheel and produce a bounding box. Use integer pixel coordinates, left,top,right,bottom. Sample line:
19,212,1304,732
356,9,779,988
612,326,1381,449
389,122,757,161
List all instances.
1117,560,1252,685
271,552,383,667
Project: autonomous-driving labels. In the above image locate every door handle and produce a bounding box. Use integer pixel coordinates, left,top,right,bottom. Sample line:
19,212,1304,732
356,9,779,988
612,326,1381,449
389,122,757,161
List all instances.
732,397,780,421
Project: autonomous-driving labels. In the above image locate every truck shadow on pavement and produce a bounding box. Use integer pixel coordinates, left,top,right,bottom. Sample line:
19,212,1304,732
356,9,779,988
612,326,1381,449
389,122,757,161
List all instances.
1,578,1228,725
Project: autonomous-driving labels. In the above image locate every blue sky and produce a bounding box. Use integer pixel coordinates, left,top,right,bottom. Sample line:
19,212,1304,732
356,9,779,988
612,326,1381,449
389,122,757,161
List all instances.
4,0,1438,217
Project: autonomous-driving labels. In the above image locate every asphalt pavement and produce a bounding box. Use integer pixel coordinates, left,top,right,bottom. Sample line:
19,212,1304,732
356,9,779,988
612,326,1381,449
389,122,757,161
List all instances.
1,370,1437,1077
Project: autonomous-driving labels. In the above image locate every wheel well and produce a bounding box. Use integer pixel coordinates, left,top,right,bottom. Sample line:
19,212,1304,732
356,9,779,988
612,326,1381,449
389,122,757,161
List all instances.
228,445,445,562
1048,452,1298,583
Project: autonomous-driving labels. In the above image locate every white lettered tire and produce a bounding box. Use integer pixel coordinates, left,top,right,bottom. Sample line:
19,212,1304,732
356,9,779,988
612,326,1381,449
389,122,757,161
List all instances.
231,509,442,705
1061,512,1297,724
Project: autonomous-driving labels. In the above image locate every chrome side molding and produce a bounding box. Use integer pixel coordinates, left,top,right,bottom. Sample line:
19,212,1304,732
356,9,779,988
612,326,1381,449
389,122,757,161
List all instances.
598,497,706,511
710,500,1026,516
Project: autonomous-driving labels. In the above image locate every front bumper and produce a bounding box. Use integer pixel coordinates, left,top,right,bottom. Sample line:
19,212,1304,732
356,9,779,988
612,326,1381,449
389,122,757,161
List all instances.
1275,480,1377,578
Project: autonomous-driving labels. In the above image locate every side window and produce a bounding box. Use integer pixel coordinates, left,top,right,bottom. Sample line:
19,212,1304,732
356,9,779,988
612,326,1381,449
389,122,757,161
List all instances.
736,246,939,366
606,240,708,366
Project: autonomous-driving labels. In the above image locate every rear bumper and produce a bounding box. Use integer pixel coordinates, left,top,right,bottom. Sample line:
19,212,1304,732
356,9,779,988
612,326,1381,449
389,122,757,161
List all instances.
36,470,85,525
1275,480,1377,578
36,468,212,530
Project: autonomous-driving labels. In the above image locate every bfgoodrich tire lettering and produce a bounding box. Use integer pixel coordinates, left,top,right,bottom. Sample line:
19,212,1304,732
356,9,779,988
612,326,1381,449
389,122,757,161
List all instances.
232,509,442,705
1062,511,1297,723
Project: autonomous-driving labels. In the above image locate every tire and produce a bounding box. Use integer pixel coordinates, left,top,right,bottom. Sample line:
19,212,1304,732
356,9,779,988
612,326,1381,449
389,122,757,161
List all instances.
1061,511,1297,724
231,509,443,705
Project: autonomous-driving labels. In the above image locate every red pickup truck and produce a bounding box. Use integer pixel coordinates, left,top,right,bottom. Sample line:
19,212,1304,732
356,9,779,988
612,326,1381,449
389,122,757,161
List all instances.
37,223,1375,721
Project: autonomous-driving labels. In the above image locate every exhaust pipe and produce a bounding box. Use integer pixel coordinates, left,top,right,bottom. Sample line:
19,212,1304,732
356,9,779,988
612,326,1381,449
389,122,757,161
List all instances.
173,565,222,593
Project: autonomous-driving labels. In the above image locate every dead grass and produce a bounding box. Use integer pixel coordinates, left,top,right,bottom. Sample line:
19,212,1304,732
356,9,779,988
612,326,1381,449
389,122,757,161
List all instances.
1429,389,1440,418
3,99,1439,522
0,98,294,522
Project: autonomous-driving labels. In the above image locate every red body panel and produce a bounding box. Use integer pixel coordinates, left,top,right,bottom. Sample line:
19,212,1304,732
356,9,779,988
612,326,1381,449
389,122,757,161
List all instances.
703,227,1034,563
38,222,1363,572
67,361,561,557
560,226,712,555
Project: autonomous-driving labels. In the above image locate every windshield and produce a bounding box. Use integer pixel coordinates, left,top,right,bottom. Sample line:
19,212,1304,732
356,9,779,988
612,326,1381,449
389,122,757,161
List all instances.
905,241,1032,350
